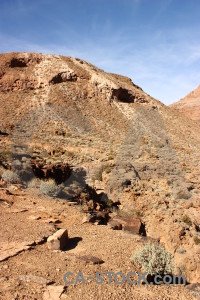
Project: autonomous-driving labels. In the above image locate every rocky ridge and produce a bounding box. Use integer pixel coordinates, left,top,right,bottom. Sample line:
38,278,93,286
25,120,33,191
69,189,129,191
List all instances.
170,85,200,123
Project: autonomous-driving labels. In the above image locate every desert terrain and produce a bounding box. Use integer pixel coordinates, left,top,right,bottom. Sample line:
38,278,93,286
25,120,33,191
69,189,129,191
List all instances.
0,52,200,299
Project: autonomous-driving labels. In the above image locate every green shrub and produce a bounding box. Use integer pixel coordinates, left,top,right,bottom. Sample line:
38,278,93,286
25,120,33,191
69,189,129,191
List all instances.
182,215,192,226
1,170,20,184
39,179,62,197
130,243,174,275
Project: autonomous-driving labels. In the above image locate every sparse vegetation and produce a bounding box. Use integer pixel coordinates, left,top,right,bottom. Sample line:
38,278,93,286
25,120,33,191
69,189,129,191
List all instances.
130,243,174,275
66,150,74,158
194,236,200,245
71,180,81,186
27,178,40,188
78,203,84,212
102,197,113,208
0,166,5,176
116,209,143,218
104,166,112,174
0,150,11,163
167,179,172,185
1,170,20,184
92,164,112,181
92,166,104,181
39,179,62,197
136,210,143,218
107,154,115,160
176,190,191,200
182,215,192,226
176,248,186,254
107,150,116,160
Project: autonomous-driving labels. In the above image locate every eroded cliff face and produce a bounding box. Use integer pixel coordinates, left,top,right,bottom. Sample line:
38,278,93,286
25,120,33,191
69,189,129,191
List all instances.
170,85,200,123
0,52,200,283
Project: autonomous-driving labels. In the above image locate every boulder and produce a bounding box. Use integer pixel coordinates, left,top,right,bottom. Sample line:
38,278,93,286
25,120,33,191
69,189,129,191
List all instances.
123,217,146,236
47,229,68,250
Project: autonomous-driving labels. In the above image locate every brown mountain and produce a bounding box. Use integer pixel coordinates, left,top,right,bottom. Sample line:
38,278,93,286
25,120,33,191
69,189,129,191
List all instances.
170,85,200,123
0,52,200,295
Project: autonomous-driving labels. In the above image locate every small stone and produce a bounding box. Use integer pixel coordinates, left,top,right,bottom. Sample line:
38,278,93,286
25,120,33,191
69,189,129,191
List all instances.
3,265,8,269
78,255,104,264
29,215,41,220
179,228,186,239
19,274,49,285
67,201,78,206
44,218,61,224
11,209,28,213
47,229,68,250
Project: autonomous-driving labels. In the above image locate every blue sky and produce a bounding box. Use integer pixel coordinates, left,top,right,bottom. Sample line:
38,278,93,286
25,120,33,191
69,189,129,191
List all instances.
0,0,200,105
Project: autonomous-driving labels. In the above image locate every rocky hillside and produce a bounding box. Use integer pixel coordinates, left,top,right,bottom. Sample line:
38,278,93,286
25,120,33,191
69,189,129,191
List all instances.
170,85,200,123
0,52,200,297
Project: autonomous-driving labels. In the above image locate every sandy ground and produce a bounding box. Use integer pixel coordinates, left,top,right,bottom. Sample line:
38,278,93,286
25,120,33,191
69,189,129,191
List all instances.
0,182,198,300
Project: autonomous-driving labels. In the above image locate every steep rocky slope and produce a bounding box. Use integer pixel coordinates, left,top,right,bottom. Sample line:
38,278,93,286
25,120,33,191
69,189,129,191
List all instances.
170,85,200,123
0,52,200,292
